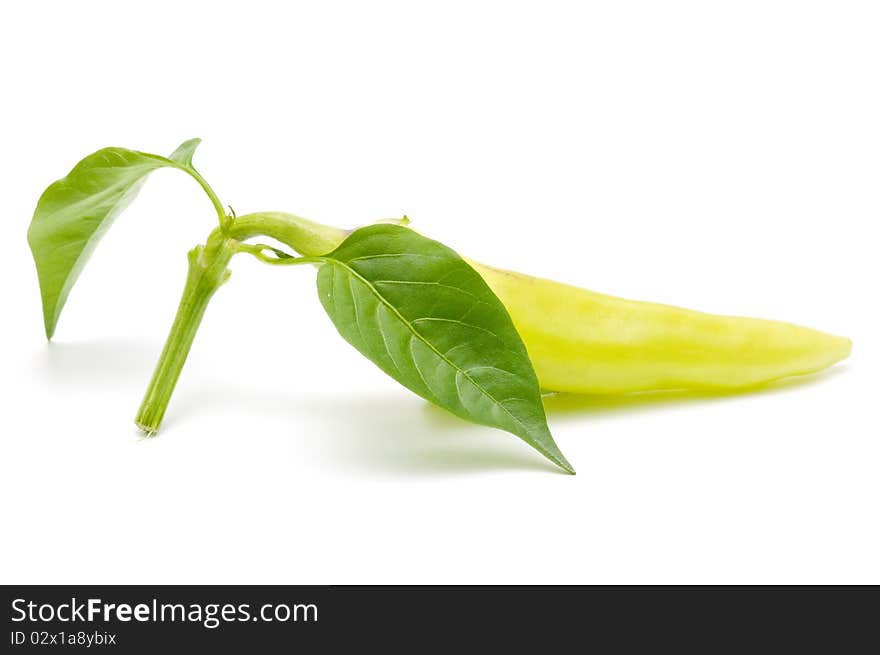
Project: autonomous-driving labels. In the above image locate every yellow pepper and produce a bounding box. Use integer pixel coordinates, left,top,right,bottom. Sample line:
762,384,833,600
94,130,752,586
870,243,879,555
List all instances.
229,212,851,394
473,262,851,393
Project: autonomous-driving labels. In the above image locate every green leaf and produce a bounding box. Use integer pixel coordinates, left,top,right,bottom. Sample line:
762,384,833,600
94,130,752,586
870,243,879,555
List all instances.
27,139,205,338
316,224,575,473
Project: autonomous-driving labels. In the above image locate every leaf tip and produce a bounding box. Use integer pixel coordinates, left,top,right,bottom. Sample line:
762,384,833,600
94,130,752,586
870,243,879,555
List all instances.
41,299,59,340
556,455,576,475
540,442,576,474
168,138,203,167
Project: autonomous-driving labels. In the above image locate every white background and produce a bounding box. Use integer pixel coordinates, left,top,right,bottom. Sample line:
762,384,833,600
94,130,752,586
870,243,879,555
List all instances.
1,1,877,584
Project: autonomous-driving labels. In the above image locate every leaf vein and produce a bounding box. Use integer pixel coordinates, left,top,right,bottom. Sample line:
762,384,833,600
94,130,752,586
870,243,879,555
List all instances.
329,260,539,441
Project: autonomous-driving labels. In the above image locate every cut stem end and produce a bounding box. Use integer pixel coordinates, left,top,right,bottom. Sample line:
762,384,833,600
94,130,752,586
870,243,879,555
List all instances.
134,230,235,434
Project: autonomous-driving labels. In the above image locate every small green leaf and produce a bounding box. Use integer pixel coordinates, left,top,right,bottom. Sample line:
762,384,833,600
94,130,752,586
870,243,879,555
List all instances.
316,224,574,473
27,139,202,338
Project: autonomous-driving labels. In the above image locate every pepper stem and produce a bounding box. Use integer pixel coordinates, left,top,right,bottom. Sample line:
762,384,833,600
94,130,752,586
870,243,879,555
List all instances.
134,211,384,433
228,212,349,256
134,229,235,434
